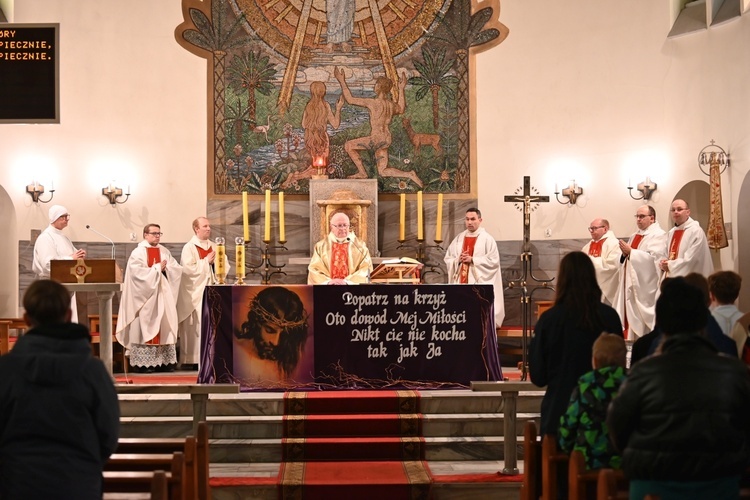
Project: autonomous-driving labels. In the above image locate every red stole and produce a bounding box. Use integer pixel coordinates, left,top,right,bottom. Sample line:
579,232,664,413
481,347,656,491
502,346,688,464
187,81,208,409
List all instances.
146,247,161,267
330,242,350,280
195,245,211,259
459,236,478,284
668,230,685,260
630,234,643,250
588,238,605,257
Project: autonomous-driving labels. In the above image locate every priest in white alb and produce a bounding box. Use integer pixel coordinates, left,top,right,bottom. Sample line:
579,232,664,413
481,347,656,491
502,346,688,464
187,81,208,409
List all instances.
116,224,182,372
176,217,228,370
444,208,505,328
582,218,622,306
659,199,714,279
612,205,667,339
308,212,372,284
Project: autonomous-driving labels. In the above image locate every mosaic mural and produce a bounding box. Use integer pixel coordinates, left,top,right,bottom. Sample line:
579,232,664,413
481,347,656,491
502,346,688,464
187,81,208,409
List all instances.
176,0,508,197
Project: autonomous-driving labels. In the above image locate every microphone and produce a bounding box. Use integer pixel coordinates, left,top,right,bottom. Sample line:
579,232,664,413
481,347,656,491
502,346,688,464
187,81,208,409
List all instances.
347,236,371,283
86,225,116,260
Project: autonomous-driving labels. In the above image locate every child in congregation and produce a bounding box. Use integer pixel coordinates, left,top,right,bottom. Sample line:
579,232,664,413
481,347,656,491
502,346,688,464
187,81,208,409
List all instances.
558,333,626,470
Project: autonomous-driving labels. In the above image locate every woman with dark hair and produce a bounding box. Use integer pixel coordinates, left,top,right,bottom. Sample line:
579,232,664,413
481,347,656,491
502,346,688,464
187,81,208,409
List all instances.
529,251,623,435
235,287,310,383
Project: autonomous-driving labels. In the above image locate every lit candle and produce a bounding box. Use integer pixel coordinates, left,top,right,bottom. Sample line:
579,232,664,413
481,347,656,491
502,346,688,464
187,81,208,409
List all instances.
399,194,406,241
417,191,424,241
264,189,271,242
279,192,285,242
435,193,443,241
242,191,249,242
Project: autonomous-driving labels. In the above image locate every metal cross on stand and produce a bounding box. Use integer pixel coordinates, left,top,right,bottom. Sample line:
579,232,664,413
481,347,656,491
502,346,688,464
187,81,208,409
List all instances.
504,176,555,380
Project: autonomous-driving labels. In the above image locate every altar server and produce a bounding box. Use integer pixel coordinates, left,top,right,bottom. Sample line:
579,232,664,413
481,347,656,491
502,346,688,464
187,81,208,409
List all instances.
659,199,713,279
582,218,622,306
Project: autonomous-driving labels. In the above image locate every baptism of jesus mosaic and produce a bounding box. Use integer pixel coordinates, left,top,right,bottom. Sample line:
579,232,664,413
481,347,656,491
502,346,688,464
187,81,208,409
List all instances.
176,0,508,197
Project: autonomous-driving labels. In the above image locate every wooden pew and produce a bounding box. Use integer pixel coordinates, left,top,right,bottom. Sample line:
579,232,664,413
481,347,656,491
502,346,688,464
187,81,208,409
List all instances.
568,450,606,500
0,318,27,355
103,469,169,500
106,452,186,500
103,470,177,500
520,420,540,500
113,436,195,499
541,434,568,500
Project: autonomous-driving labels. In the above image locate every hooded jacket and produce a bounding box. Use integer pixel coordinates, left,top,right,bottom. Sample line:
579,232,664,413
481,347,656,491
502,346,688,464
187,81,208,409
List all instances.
0,322,120,499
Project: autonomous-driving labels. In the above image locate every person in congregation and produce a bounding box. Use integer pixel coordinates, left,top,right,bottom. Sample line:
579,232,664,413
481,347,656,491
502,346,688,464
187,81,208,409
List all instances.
658,199,713,279
607,277,750,500
612,205,667,339
31,204,86,322
529,251,622,436
176,217,228,370
308,211,372,284
582,218,622,306
116,224,182,372
708,270,746,357
444,207,505,328
0,280,119,499
558,333,627,470
630,273,738,365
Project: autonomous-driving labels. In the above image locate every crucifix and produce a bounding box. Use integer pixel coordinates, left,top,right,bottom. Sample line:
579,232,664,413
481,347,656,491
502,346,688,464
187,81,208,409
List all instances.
504,176,555,380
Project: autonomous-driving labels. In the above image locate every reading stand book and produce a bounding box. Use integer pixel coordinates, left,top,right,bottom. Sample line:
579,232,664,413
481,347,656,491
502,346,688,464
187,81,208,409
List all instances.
370,257,422,284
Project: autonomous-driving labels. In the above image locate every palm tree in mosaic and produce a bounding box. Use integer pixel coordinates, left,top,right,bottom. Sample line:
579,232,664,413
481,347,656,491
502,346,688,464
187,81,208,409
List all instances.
408,46,458,132
429,0,507,192
228,50,276,130
180,1,247,193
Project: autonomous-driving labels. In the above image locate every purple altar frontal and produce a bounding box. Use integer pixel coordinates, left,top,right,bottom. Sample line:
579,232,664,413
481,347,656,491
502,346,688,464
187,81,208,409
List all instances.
198,284,502,391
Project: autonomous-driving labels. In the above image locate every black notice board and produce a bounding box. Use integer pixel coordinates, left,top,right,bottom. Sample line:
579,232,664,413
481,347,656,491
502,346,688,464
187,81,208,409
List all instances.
0,24,59,123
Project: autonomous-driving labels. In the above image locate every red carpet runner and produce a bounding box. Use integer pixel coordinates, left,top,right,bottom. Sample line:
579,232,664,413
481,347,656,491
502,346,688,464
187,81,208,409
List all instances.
278,390,432,499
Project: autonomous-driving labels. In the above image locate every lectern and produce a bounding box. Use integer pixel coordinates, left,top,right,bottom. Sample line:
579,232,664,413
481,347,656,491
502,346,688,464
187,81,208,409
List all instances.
370,258,422,284
51,259,121,376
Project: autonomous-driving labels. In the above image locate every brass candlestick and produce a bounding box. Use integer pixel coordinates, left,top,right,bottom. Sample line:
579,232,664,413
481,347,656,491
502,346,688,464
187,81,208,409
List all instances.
244,240,288,284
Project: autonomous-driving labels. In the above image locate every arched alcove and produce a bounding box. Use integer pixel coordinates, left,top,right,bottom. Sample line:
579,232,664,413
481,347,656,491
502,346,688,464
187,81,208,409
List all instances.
0,187,19,316
738,173,750,310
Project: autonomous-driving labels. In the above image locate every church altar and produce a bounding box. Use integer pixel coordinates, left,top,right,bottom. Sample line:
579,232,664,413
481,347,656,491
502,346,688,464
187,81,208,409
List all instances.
197,284,502,390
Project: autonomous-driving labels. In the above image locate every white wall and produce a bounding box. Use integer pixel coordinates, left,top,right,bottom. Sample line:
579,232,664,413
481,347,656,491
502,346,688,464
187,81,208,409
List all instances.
2,0,748,313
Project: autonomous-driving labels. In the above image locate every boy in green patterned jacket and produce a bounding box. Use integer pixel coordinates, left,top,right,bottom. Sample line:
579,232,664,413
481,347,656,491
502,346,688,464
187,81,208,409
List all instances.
558,333,627,469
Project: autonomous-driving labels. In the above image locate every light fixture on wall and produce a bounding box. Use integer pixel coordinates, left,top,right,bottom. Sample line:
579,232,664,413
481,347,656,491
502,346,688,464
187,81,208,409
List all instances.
26,181,55,203
554,180,583,205
627,177,657,201
102,183,130,205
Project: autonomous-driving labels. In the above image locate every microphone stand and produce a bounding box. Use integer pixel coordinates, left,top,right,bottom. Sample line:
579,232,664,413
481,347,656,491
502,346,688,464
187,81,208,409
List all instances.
86,225,116,260
347,236,371,283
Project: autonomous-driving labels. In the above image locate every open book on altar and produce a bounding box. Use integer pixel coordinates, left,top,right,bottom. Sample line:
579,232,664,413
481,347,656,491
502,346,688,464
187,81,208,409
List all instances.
370,257,422,284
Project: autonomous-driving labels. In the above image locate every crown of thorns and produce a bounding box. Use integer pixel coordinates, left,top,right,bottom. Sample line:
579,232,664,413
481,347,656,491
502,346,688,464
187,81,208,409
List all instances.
249,295,308,330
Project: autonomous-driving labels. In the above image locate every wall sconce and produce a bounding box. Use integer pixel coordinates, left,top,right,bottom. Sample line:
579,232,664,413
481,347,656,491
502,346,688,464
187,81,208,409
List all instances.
554,180,583,205
628,177,657,201
102,183,130,205
26,182,55,203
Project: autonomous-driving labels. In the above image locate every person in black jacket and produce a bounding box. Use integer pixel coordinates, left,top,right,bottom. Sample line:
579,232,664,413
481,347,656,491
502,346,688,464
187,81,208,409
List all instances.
529,251,623,436
0,280,120,499
608,277,750,500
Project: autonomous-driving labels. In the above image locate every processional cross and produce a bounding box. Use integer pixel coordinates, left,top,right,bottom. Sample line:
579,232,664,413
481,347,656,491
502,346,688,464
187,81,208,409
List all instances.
503,176,554,380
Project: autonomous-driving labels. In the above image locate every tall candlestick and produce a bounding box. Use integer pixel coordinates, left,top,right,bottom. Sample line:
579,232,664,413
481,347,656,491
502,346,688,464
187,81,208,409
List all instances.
435,193,443,241
242,191,249,242
264,189,271,242
279,192,285,242
417,191,424,241
399,194,406,241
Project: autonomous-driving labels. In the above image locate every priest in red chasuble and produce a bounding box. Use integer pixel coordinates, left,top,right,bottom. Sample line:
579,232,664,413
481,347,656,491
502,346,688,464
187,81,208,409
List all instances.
612,205,667,340
176,217,229,369
659,199,714,279
116,223,182,372
444,208,505,328
308,212,372,284
582,218,622,307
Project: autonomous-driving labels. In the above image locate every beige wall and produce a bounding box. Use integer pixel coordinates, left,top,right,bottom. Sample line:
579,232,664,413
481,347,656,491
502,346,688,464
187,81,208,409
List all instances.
1,0,748,313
